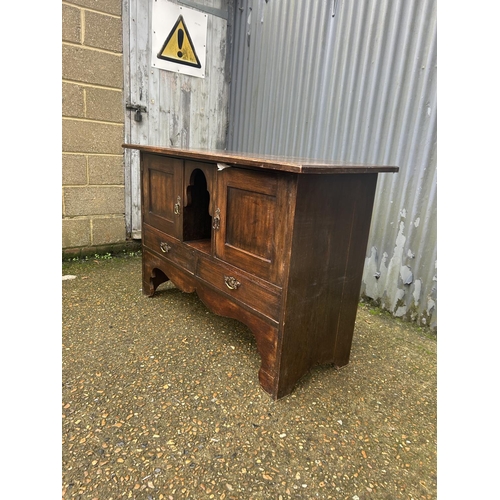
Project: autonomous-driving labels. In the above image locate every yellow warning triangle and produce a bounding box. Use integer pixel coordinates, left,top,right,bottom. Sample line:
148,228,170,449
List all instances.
157,15,201,68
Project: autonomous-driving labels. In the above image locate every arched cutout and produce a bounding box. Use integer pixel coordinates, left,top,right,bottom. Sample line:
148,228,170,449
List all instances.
183,169,212,246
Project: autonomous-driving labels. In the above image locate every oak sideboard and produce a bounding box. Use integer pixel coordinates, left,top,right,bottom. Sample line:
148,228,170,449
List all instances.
123,144,398,399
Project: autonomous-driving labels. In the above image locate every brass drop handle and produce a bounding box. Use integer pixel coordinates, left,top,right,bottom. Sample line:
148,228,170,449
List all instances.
224,276,241,290
174,196,181,216
213,208,221,230
160,242,171,253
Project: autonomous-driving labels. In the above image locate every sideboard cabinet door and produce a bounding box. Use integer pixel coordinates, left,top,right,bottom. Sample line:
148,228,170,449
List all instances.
141,154,183,239
214,168,290,285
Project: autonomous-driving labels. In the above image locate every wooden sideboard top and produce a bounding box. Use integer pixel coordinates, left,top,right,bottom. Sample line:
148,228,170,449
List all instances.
122,144,399,175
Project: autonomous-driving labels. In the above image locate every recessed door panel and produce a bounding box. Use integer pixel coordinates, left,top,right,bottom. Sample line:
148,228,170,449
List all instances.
149,168,175,219
225,187,275,261
142,153,183,238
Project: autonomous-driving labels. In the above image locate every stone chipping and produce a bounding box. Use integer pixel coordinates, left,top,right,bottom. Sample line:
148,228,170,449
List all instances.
62,254,437,500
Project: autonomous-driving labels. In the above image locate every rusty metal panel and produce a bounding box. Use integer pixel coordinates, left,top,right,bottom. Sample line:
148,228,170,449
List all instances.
228,0,437,329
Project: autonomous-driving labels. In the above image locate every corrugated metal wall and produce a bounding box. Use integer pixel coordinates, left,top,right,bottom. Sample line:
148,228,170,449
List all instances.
227,0,437,329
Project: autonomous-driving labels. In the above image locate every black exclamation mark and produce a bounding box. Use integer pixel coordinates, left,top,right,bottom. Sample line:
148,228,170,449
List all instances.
177,29,184,58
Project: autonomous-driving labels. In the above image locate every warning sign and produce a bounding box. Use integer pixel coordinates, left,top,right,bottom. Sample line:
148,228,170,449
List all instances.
152,1,207,78
158,15,201,68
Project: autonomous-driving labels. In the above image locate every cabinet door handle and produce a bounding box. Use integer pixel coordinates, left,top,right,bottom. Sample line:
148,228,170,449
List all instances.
160,242,171,253
174,196,181,216
213,208,221,230
224,276,241,290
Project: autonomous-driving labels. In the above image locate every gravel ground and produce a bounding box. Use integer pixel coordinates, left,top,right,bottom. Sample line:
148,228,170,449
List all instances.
62,254,437,500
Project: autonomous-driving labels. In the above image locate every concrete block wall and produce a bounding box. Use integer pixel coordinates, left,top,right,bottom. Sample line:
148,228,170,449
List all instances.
62,0,136,258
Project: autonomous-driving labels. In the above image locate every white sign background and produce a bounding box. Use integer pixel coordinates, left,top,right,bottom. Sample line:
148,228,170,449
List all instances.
151,0,208,78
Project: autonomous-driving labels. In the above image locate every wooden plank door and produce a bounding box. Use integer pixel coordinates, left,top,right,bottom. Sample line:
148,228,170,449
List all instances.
123,0,231,239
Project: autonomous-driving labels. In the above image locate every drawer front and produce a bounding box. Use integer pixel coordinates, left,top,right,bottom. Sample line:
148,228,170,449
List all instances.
142,224,196,272
196,256,281,321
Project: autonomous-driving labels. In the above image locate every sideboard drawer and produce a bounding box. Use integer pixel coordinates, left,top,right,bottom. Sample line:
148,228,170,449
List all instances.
196,256,281,322
143,224,196,273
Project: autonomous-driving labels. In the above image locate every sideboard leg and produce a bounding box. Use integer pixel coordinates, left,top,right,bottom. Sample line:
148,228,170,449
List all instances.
142,256,169,296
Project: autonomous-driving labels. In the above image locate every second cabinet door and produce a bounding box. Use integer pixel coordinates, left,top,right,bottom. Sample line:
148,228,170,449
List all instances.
214,167,291,285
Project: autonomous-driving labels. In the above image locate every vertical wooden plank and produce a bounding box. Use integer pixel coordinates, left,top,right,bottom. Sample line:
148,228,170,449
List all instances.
123,0,133,236
189,10,208,147
209,11,230,149
148,0,161,146
332,174,378,366
276,173,379,398
168,70,181,147
131,0,152,237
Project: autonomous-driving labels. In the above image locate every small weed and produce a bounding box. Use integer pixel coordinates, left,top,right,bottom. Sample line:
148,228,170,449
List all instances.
126,250,142,257
95,252,113,260
64,249,141,263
